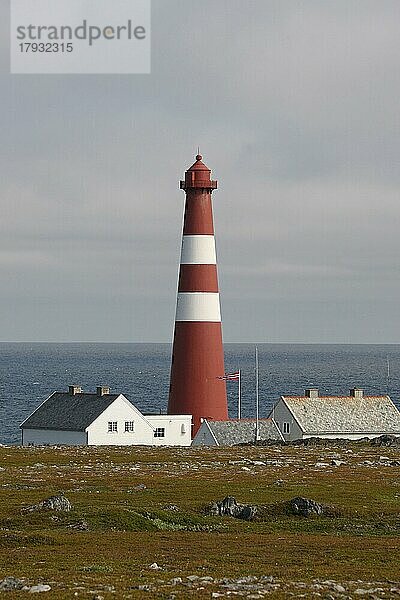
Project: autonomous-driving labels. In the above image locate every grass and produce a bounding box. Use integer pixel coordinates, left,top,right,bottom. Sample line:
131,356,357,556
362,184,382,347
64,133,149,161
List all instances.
0,443,399,597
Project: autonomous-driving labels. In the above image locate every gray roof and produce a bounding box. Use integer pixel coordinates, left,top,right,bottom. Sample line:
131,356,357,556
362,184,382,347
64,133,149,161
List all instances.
20,392,122,431
282,395,400,435
207,419,283,446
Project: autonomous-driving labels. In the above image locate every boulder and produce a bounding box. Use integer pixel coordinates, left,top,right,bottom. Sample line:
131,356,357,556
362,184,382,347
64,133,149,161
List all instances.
208,496,257,521
24,494,72,512
0,577,25,591
287,497,325,517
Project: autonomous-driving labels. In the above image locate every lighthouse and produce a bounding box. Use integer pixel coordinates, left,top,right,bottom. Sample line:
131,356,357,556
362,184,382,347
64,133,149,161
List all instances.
168,153,229,435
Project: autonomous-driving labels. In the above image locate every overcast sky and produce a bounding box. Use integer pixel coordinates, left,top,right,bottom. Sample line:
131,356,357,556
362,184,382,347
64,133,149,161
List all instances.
1,0,399,343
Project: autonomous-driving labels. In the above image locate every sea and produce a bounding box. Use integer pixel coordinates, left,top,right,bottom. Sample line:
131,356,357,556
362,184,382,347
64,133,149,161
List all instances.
1,343,399,445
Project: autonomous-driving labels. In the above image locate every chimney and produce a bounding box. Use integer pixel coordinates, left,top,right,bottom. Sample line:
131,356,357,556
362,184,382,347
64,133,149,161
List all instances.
69,385,82,395
305,388,319,398
97,386,110,397
350,388,363,398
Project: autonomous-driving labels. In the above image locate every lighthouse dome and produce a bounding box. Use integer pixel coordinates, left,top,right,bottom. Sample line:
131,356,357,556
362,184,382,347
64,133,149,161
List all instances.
187,154,210,171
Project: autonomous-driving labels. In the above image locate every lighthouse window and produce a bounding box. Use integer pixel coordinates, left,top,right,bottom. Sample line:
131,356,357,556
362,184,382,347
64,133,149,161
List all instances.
125,421,135,432
154,427,165,438
283,422,290,434
108,421,118,433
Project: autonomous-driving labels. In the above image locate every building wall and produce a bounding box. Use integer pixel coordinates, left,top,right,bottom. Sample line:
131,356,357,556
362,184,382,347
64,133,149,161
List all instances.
146,415,192,446
87,396,192,446
22,429,86,446
191,421,217,446
87,395,154,445
269,399,303,441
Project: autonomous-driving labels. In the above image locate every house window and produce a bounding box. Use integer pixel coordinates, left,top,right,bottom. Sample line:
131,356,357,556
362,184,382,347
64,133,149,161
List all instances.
283,422,290,434
108,421,117,433
154,427,165,438
125,421,135,432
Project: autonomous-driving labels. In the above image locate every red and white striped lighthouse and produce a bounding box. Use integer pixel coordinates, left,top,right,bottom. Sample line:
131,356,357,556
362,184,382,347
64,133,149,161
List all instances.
168,153,229,435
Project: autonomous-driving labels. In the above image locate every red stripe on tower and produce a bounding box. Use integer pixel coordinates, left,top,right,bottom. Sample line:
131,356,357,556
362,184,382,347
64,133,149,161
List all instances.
168,153,228,435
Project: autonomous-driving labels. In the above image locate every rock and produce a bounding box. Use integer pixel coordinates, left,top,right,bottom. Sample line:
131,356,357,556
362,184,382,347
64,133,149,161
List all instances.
331,460,346,466
25,494,72,512
287,497,325,517
0,577,25,591
235,576,258,584
28,584,51,593
208,496,257,521
67,520,88,530
331,583,346,593
292,437,347,447
371,435,400,447
187,576,199,582
170,578,182,585
149,562,161,570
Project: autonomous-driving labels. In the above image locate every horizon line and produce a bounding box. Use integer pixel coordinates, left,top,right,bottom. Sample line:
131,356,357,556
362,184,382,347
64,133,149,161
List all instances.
1,340,400,345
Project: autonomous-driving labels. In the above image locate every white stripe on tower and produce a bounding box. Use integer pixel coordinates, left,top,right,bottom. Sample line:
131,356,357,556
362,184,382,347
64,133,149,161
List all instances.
180,235,217,265
175,292,221,322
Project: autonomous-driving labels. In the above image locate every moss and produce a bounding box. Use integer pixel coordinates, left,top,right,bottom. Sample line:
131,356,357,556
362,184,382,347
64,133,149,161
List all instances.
86,509,158,532
0,532,57,547
79,564,113,573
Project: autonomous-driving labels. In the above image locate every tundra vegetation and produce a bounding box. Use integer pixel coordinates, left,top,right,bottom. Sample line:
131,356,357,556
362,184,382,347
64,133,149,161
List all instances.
0,441,399,598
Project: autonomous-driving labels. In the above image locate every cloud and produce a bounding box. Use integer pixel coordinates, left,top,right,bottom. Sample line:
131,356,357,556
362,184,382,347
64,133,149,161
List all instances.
0,0,399,341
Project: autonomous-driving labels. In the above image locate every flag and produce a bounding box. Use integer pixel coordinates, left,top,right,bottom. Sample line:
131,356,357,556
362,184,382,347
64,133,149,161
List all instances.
217,371,240,381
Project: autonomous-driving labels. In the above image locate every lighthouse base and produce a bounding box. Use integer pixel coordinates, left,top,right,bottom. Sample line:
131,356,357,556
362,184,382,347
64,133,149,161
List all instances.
168,321,228,435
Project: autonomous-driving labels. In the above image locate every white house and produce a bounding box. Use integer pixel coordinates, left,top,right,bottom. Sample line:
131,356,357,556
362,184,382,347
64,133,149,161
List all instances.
20,386,192,447
192,418,284,446
270,387,400,442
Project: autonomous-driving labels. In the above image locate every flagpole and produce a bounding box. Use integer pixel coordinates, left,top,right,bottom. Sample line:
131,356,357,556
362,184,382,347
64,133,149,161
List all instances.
238,369,241,419
255,346,259,441
387,356,390,395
